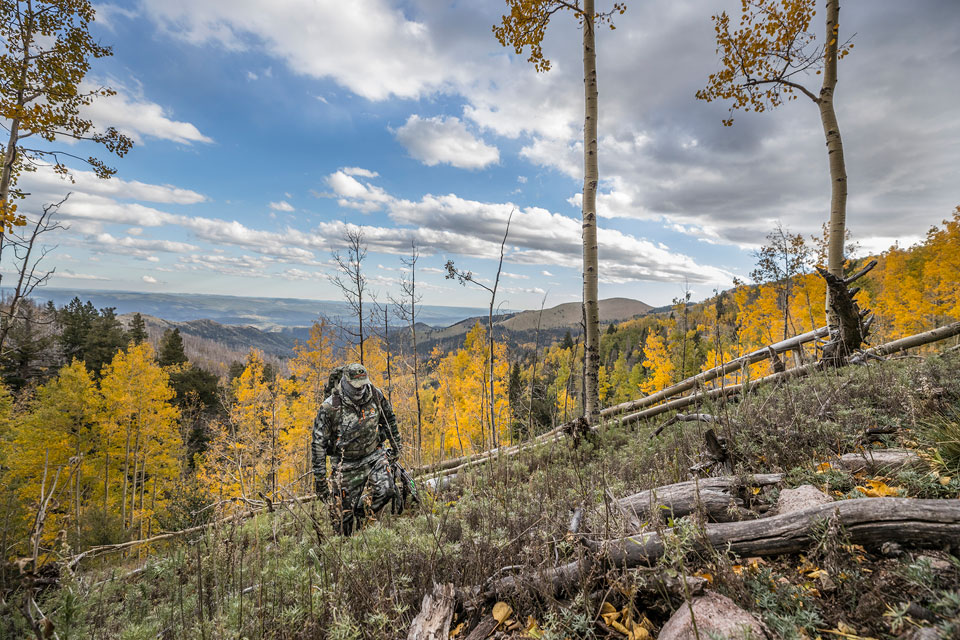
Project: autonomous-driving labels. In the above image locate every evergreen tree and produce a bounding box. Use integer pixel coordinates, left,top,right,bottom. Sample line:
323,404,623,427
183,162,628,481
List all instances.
507,361,523,437
129,313,148,345
83,308,129,376
560,330,575,350
0,301,55,390
158,328,188,367
57,297,97,362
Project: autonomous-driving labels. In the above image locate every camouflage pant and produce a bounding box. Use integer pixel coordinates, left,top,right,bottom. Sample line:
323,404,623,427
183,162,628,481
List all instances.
329,450,396,535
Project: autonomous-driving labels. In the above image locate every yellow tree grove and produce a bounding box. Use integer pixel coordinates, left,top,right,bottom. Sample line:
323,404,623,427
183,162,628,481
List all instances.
199,350,311,505
4,361,101,554
99,343,180,539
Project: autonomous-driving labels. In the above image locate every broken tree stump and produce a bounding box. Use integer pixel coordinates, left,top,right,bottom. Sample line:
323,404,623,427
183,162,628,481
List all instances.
406,583,456,640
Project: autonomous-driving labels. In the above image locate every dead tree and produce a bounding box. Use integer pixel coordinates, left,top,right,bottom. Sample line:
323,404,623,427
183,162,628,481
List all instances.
370,294,393,401
391,242,424,461
0,196,67,355
445,209,513,449
329,227,369,364
817,259,877,366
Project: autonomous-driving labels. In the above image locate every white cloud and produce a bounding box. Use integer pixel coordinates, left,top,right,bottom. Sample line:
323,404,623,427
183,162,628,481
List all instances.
394,115,499,170
269,200,295,212
342,167,379,178
142,275,159,284
502,272,529,280
92,233,199,257
95,4,138,31
56,270,109,281
246,70,258,80
541,270,554,276
142,0,460,101
83,80,214,145
23,162,206,205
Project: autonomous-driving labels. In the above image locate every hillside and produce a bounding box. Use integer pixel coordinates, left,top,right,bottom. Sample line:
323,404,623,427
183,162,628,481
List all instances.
421,296,652,344
26,287,487,330
9,350,959,639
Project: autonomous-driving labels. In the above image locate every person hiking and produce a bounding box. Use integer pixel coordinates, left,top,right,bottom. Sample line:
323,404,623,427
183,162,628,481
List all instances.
311,363,403,535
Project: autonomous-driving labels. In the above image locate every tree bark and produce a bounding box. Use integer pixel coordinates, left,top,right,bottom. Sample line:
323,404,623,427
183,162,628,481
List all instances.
617,474,783,524
406,583,456,640
819,0,848,327
489,498,960,598
581,0,601,426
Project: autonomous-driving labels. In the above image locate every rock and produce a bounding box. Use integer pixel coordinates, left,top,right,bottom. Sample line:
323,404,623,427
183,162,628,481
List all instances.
658,592,768,640
775,485,832,515
904,627,940,640
881,541,903,557
914,555,954,573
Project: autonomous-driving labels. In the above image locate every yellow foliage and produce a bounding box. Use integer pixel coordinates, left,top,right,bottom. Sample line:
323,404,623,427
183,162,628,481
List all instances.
640,332,672,395
99,343,181,536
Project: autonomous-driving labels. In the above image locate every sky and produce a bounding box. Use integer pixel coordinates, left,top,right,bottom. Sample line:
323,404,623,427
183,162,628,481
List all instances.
12,0,960,311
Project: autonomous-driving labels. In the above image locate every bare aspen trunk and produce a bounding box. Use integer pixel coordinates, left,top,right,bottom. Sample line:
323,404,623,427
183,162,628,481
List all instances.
122,424,132,529
819,0,848,326
581,0,601,425
488,304,497,447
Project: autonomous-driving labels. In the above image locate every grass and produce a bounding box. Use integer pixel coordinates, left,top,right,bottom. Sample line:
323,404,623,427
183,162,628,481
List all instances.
2,351,959,639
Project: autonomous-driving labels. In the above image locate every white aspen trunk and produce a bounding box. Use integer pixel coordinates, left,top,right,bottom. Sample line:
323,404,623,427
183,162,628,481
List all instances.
581,0,601,425
819,0,848,326
121,425,131,529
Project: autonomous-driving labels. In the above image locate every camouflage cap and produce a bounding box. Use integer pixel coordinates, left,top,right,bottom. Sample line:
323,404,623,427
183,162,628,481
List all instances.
343,363,369,389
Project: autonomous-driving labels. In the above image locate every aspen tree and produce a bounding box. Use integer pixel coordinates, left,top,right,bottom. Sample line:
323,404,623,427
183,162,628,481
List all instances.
494,0,625,426
99,343,180,536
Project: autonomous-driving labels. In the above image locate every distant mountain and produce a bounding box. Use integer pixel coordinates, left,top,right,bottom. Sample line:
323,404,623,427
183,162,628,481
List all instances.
414,297,653,354
422,297,652,341
24,287,487,330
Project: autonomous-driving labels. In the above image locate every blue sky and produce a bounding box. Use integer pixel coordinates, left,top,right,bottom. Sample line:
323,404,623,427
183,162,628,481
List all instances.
13,0,960,311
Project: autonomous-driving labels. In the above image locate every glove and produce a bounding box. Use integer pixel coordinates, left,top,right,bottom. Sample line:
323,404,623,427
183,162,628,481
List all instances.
314,477,329,500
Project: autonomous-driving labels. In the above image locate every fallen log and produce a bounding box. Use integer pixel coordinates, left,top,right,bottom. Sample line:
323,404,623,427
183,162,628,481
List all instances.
488,498,960,597
833,449,925,474
406,583,456,640
858,321,960,361
617,474,783,524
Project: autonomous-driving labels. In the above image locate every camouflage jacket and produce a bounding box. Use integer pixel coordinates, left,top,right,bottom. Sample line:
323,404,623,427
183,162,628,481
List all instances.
311,386,400,475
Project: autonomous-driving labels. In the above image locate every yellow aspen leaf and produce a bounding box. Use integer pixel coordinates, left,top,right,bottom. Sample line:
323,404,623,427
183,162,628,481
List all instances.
522,616,544,638
629,626,651,640
940,476,952,486
610,620,631,635
492,602,513,624
450,622,465,638
816,461,832,472
695,571,714,584
855,479,901,497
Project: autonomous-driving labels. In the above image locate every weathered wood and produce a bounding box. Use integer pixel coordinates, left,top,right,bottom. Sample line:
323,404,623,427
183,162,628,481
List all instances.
617,474,783,524
489,498,960,597
406,583,456,640
834,449,925,474
858,321,960,360
819,266,870,366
